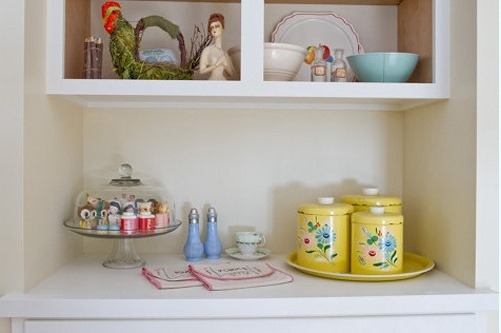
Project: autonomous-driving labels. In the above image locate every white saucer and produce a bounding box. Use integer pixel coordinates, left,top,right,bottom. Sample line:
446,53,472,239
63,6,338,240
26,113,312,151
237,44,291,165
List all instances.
225,247,271,260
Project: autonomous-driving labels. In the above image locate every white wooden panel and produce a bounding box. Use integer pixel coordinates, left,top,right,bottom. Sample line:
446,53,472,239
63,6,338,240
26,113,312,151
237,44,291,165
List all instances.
24,314,476,333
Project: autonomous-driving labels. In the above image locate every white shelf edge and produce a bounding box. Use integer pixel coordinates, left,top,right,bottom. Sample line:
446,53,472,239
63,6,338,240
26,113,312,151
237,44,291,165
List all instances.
48,79,448,111
47,79,448,97
0,254,497,319
0,293,498,319
58,94,445,111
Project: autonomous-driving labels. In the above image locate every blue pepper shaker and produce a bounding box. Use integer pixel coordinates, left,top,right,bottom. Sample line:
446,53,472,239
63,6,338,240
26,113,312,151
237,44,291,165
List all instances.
204,207,223,259
183,208,204,261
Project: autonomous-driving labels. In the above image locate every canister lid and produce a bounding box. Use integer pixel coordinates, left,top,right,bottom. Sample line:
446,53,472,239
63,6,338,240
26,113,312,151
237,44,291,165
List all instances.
298,197,354,216
340,187,401,207
351,206,403,225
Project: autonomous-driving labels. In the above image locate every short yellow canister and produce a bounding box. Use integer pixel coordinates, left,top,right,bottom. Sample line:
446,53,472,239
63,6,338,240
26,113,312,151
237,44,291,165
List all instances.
351,206,403,275
297,197,354,273
340,187,402,213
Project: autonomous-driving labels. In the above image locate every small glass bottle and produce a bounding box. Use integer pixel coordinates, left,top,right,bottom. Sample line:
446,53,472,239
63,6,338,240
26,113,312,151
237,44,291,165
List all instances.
311,46,327,82
183,208,204,261
331,48,348,82
203,207,223,259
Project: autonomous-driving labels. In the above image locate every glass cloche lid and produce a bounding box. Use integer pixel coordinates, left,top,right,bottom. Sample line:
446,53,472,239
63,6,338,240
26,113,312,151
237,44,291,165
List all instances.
70,163,176,233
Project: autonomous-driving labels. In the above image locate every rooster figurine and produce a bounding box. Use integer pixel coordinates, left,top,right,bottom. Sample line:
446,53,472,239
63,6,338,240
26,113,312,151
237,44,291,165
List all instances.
102,1,196,80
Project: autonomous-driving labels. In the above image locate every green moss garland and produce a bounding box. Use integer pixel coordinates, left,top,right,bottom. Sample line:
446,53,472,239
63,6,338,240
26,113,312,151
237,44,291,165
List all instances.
109,14,194,80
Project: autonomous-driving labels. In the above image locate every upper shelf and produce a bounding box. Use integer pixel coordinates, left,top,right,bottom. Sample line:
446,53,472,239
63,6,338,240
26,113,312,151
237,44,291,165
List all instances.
46,0,450,110
54,79,447,111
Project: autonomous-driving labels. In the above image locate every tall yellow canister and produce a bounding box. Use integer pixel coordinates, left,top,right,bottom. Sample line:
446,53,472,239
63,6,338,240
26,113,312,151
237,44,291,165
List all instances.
297,197,353,273
340,187,402,213
351,206,403,274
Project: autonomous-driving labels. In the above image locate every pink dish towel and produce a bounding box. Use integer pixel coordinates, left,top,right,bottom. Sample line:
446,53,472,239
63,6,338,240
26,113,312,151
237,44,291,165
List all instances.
188,262,294,291
142,265,203,289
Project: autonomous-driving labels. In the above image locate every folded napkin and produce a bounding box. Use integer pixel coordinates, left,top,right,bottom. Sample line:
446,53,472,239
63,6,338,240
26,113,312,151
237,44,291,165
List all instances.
142,265,203,289
188,262,293,291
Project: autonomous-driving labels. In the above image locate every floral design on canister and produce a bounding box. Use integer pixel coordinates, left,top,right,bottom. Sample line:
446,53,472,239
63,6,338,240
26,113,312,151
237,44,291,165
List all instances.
351,206,403,275
297,198,353,273
299,220,338,262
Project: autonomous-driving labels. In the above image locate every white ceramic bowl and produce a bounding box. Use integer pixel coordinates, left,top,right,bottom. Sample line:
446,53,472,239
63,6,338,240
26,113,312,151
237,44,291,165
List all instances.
228,43,306,81
264,42,306,81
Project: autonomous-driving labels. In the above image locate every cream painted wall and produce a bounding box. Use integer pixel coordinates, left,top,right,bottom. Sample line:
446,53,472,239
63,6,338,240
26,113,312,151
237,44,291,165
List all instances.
475,0,499,292
0,0,25,332
82,108,403,255
404,0,499,291
403,1,477,287
23,1,84,290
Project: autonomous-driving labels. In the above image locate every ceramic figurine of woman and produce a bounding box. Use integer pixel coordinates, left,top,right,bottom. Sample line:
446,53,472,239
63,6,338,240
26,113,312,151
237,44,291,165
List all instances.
199,13,234,80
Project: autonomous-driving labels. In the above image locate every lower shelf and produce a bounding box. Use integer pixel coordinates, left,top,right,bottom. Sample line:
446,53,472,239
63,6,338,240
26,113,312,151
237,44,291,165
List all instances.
0,253,497,320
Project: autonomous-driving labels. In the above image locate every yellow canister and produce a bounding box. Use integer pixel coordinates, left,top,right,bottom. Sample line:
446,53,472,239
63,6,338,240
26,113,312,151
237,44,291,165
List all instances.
340,187,402,213
351,206,403,275
297,197,353,273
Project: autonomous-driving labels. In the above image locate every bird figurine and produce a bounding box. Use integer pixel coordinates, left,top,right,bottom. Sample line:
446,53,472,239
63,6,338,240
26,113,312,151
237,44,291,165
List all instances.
304,44,332,65
101,1,197,80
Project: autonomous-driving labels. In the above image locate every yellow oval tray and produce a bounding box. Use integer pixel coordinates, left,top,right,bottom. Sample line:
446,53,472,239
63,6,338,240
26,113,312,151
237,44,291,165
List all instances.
285,252,435,281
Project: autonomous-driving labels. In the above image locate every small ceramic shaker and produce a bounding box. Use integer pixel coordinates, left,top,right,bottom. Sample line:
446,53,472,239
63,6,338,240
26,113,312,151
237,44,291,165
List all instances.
183,208,204,261
204,207,223,259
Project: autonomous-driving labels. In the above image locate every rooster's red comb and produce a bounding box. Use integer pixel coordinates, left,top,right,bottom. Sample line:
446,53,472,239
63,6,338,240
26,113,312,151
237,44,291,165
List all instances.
102,2,121,19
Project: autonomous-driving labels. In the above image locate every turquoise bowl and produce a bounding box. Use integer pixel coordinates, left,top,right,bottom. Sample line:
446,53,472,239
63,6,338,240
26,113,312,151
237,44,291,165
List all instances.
346,52,419,82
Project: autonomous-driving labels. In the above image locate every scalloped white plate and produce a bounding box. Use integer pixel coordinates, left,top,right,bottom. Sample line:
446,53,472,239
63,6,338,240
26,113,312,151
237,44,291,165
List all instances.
271,11,364,81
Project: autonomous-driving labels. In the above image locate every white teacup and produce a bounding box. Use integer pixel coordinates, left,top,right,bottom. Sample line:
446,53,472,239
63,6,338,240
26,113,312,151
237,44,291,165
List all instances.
235,232,266,256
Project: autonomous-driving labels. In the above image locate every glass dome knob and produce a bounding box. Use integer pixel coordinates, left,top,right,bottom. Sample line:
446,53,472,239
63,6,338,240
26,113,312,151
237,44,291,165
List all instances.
119,163,133,179
110,163,141,186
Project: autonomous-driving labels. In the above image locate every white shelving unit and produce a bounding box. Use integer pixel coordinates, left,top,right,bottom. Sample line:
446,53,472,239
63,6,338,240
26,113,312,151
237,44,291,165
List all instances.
1,0,496,332
46,0,449,110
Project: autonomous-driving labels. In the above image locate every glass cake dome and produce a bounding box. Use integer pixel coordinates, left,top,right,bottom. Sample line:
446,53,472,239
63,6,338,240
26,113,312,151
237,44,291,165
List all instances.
71,163,176,232
65,163,181,269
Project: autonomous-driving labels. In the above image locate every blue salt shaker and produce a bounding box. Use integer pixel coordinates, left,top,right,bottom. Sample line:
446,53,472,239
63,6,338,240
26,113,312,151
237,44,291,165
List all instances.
183,208,204,261
204,207,223,259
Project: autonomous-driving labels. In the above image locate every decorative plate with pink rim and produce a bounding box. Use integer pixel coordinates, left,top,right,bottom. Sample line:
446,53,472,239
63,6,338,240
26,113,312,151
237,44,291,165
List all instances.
271,11,364,82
